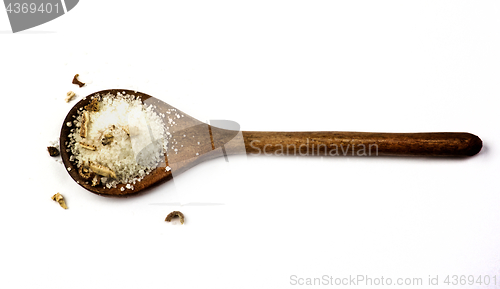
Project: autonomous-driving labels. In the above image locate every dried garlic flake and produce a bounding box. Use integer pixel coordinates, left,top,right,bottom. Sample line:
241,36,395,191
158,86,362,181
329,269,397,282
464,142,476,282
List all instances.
80,111,89,138
165,211,185,224
72,74,85,87
84,98,100,112
47,146,60,157
51,193,68,209
89,162,117,179
101,133,114,146
65,91,76,103
79,142,96,151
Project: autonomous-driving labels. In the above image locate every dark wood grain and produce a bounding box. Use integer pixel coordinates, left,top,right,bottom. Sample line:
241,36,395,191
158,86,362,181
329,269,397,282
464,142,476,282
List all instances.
60,89,482,196
241,131,482,157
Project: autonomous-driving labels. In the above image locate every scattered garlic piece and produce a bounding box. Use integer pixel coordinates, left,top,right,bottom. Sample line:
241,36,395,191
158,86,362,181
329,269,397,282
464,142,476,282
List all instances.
89,161,117,179
65,91,76,102
79,142,96,151
80,111,89,138
51,193,68,209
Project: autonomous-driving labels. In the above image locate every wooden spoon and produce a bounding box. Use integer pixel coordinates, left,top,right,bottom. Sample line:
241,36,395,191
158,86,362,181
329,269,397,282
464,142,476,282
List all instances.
60,89,482,196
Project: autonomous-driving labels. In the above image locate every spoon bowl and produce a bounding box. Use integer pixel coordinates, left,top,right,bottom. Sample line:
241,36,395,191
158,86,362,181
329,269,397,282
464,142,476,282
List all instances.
60,89,483,196
61,89,241,196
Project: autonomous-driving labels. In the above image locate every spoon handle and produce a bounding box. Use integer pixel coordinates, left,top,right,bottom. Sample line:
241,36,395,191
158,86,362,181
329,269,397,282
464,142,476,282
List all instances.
240,131,482,157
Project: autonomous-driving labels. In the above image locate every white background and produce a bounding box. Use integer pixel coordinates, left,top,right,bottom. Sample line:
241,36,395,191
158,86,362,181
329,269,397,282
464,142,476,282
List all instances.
0,1,498,288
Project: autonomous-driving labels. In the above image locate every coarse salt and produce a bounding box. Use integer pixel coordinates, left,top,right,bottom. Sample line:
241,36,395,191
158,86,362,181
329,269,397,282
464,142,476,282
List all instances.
68,93,170,189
